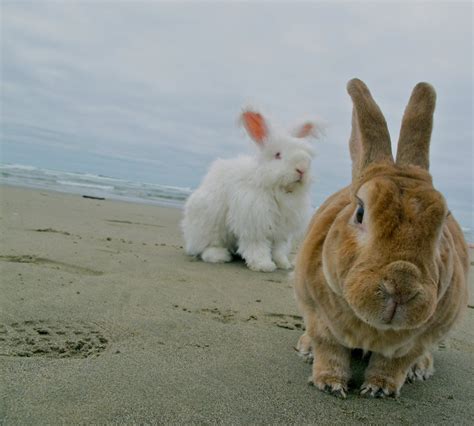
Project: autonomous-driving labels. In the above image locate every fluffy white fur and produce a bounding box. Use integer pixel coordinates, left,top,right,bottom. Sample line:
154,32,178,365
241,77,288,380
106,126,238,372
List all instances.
182,111,321,272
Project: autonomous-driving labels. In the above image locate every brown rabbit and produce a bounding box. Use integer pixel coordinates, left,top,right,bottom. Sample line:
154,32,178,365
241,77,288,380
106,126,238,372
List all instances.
294,79,469,398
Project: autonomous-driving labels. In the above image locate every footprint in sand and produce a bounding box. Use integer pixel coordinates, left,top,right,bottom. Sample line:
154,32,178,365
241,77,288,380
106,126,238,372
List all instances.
33,228,72,236
0,320,109,358
263,313,304,331
174,305,303,330
0,255,103,276
198,307,239,324
105,219,164,228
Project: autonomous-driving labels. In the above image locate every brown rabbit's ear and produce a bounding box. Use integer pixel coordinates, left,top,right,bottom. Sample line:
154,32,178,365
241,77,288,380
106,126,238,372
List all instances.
396,83,436,170
347,79,393,181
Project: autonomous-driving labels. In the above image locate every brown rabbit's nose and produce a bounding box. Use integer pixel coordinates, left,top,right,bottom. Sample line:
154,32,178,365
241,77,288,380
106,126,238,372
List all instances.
381,281,419,305
382,261,421,294
380,261,421,323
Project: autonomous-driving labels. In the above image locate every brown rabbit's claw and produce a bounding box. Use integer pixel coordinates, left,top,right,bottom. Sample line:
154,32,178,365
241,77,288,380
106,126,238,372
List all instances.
295,333,314,363
322,383,348,399
406,366,433,383
360,382,399,399
308,377,348,399
406,353,434,383
294,347,313,363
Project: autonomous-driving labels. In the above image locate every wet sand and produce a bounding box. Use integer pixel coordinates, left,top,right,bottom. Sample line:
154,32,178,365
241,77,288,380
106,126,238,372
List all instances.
1,185,473,424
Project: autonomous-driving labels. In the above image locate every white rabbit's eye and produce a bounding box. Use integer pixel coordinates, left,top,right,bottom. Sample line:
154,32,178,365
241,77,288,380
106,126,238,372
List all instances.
274,152,281,160
355,203,364,224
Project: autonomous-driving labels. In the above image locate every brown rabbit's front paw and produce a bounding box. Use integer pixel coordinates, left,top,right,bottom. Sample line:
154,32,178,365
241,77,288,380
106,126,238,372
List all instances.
406,352,434,383
308,342,351,398
360,377,400,398
309,374,348,399
295,332,314,363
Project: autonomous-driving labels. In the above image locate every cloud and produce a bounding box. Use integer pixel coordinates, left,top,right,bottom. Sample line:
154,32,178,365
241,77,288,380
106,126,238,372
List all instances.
1,1,472,225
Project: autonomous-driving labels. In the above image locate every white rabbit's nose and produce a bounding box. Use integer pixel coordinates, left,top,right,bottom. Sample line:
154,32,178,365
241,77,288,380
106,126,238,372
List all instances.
292,153,311,176
295,159,310,173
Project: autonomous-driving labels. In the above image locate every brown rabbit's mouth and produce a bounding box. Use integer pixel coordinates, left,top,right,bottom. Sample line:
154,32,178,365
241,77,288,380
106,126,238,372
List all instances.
344,272,436,331
381,298,398,324
380,291,419,325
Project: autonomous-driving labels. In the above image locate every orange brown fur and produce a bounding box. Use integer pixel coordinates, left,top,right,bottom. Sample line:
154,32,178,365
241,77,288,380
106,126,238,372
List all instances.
294,79,469,398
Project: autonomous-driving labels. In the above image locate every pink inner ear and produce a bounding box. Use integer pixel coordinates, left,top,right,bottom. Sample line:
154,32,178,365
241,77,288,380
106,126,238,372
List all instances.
242,111,267,144
296,123,314,138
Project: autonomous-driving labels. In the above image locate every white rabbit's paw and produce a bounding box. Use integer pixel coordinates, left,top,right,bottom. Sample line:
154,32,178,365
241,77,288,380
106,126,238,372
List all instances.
247,259,277,272
295,333,313,363
201,247,232,263
406,353,434,383
274,256,293,270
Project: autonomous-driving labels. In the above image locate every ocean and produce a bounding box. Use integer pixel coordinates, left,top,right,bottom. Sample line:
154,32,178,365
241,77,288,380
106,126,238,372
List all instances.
1,162,472,243
0,163,192,208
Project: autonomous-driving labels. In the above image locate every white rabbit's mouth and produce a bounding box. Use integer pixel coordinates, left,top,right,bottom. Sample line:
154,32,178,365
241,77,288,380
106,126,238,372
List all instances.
281,178,307,193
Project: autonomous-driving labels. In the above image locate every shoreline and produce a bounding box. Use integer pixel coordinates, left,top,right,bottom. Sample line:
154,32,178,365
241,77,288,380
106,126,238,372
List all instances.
0,182,186,210
2,181,472,244
1,185,473,423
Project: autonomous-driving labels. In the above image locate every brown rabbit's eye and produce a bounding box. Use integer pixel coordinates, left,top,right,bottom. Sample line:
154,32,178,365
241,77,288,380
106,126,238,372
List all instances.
275,152,281,159
355,203,364,224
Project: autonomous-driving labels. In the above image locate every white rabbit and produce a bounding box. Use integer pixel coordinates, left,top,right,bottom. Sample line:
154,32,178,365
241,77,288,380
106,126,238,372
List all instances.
182,110,323,272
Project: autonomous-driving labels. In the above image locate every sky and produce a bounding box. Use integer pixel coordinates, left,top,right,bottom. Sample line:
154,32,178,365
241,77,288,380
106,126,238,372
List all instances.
1,1,472,227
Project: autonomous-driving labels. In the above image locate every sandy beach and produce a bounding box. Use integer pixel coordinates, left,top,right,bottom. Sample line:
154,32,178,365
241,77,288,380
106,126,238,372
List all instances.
1,185,473,424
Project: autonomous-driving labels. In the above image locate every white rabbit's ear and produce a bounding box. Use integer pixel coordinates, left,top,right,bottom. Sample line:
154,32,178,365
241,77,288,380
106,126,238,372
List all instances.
292,122,319,139
241,110,268,146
